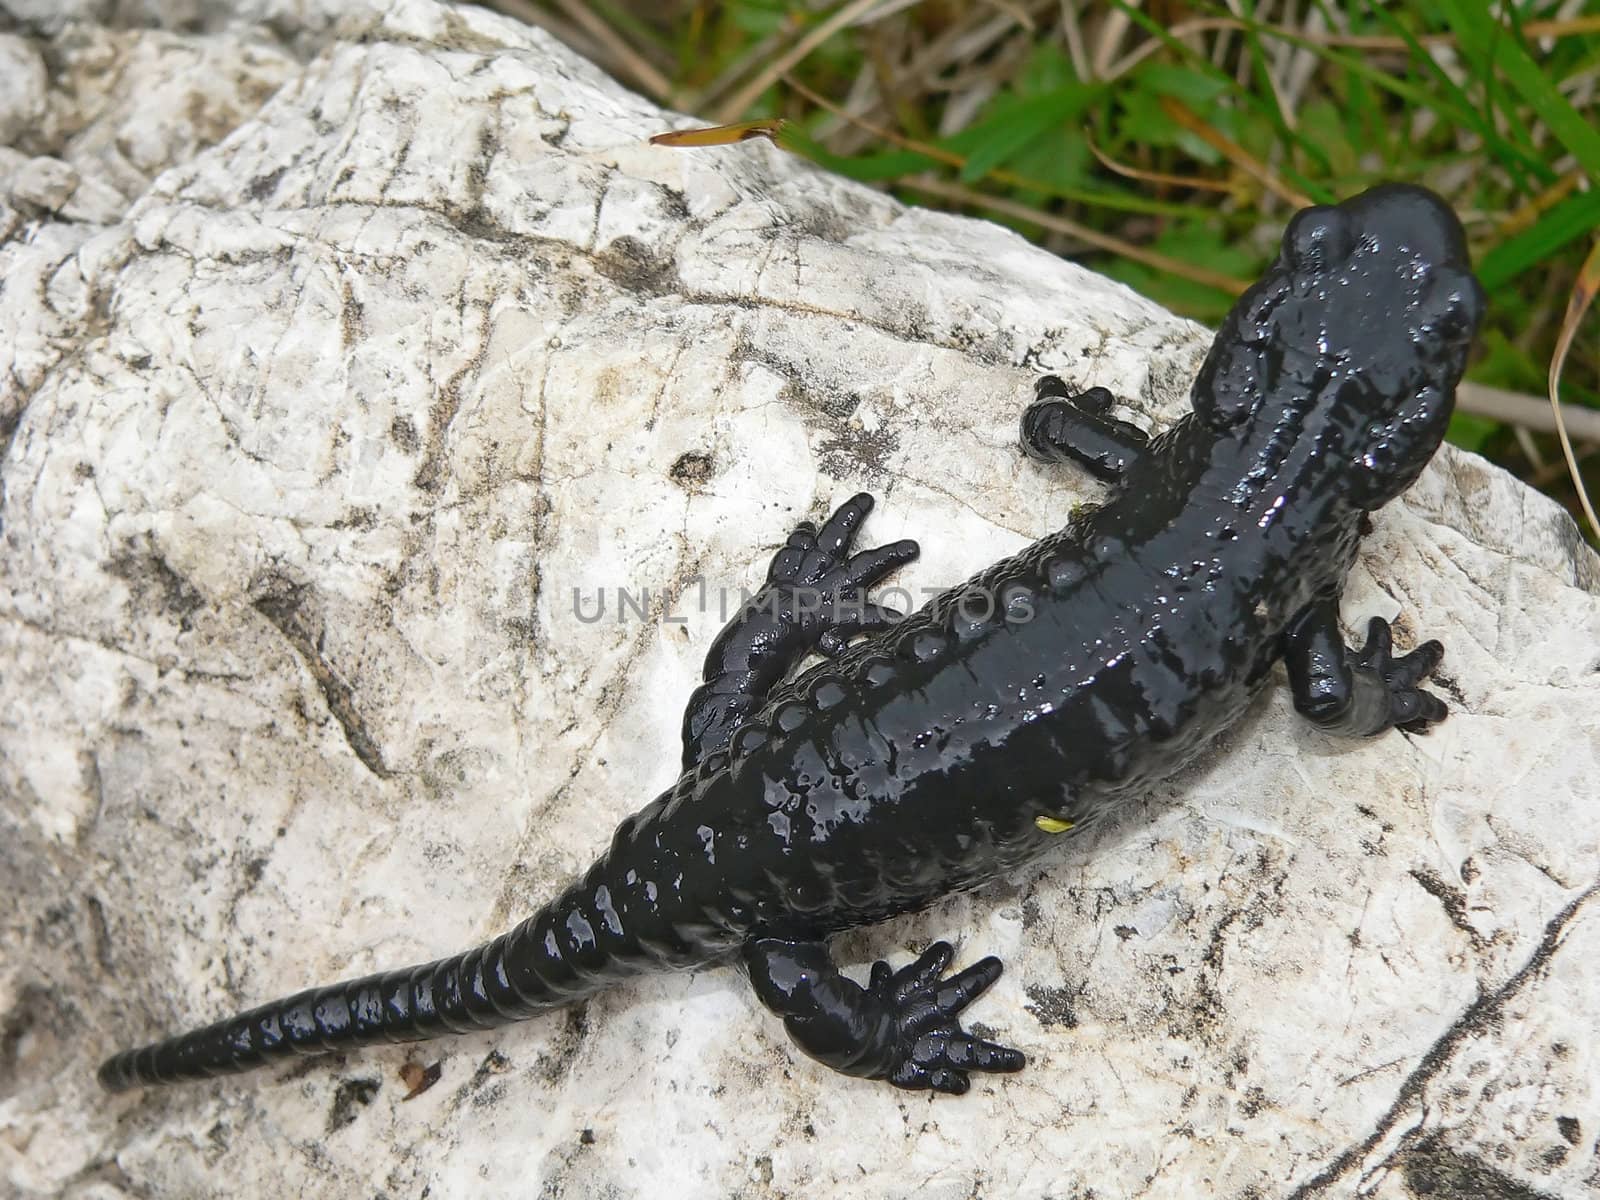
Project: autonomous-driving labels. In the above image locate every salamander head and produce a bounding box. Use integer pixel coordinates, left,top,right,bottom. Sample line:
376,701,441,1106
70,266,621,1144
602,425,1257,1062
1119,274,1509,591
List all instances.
1192,183,1484,509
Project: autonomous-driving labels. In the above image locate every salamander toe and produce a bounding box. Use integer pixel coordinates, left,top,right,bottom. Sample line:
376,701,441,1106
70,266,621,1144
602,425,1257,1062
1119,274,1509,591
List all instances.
874,946,1026,1094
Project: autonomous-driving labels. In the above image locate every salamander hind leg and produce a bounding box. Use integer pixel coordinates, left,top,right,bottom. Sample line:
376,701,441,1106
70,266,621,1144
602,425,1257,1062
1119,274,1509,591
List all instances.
1022,375,1150,484
680,493,917,769
1354,617,1449,733
1282,601,1448,736
742,937,1025,1095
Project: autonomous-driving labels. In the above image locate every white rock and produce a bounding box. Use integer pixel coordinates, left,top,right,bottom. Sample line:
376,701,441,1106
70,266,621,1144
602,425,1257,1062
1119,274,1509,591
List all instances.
7,153,78,210
0,35,47,146
2,2,1597,1198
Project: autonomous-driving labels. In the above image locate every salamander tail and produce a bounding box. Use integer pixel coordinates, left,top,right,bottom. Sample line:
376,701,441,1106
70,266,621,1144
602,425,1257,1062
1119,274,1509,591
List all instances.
97,877,634,1092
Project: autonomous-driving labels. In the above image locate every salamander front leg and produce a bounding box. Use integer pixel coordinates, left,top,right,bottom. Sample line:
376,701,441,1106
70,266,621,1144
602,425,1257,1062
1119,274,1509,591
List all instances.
680,493,917,770
741,937,1024,1095
1281,600,1448,736
1021,375,1151,483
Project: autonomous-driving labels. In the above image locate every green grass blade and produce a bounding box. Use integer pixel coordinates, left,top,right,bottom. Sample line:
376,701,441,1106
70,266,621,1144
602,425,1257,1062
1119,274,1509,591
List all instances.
1436,0,1600,178
786,133,939,182
953,85,1096,183
1358,1,1548,191
1477,190,1600,290
1239,0,1331,176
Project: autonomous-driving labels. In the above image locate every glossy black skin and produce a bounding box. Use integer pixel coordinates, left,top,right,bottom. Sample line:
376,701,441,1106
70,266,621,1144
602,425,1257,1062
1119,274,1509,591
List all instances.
98,184,1483,1097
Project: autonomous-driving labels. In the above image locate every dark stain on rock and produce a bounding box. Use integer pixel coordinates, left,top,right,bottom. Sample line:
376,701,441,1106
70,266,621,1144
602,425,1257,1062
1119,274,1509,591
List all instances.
732,340,856,420
460,1047,511,1104
0,987,41,1086
1237,1084,1267,1118
0,404,22,475
1425,667,1466,706
340,274,367,348
653,183,691,224
1395,1134,1560,1199
1408,867,1485,948
668,450,714,491
502,615,539,648
207,1118,231,1154
791,206,853,246
1023,982,1081,1029
245,165,287,202
785,377,858,422
412,333,489,493
594,235,676,296
107,541,205,630
471,1080,506,1109
815,421,899,485
325,1076,380,1133
1019,894,1042,930
734,348,902,479
1,982,80,1102
536,1001,590,1084
464,121,495,212
85,894,114,974
332,506,379,531
1546,508,1599,591
536,1123,622,1200
390,414,420,454
241,856,268,887
251,575,392,779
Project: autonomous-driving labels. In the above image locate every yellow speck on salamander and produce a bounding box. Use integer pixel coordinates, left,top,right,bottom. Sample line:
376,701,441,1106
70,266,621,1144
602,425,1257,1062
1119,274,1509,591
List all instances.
1035,815,1074,834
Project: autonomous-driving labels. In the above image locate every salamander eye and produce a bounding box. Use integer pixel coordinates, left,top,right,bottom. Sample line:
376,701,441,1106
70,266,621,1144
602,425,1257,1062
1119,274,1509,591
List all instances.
1408,269,1485,349
1434,273,1485,343
1283,206,1354,274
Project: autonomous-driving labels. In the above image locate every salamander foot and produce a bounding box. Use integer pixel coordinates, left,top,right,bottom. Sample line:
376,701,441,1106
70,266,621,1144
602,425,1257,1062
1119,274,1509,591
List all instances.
873,942,1026,1095
1356,617,1448,733
763,492,918,655
679,493,918,767
744,936,1024,1095
1022,376,1149,483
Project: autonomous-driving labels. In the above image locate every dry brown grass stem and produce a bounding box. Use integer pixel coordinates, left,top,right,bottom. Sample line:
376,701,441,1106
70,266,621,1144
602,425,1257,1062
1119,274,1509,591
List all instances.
547,0,672,99
903,174,1250,295
714,0,899,124
1101,14,1600,81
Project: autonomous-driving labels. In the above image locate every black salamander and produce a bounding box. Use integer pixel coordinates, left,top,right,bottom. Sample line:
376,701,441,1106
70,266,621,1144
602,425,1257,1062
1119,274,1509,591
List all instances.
99,184,1484,1096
